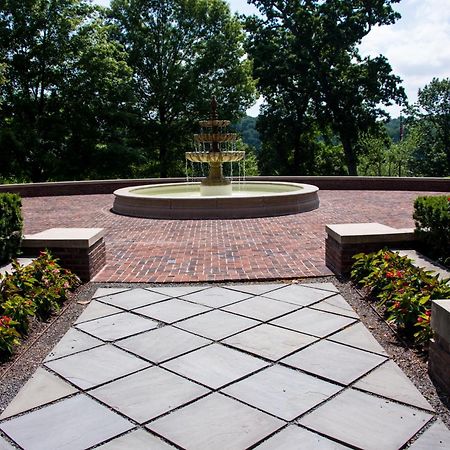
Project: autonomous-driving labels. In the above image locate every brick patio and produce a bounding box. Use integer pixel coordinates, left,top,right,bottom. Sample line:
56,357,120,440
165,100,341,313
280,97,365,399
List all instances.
21,190,443,283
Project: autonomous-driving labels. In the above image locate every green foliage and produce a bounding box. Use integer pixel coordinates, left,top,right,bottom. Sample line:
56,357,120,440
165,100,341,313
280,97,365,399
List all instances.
0,193,23,264
414,196,450,267
232,116,261,153
0,251,80,357
351,249,450,346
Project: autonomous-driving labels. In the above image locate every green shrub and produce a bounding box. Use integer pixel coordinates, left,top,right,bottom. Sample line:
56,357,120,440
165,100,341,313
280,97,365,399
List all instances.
0,251,80,357
351,249,450,346
0,193,23,264
413,195,450,267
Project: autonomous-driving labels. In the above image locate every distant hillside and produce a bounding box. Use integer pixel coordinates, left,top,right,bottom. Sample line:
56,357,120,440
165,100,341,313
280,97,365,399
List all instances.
385,117,401,142
232,116,261,152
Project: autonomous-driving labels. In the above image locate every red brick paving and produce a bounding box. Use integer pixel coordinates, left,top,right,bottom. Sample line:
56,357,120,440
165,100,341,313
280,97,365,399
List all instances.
21,190,444,283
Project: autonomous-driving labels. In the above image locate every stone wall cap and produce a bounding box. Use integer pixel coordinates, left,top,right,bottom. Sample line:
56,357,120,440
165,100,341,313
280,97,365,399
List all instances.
431,300,450,343
22,228,105,249
325,223,415,244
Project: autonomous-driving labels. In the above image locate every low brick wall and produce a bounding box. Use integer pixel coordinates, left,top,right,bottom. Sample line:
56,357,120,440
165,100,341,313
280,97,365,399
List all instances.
0,176,448,198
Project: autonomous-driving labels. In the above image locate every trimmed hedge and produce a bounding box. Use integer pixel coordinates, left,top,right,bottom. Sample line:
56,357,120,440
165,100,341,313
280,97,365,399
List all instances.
413,195,450,267
0,193,23,264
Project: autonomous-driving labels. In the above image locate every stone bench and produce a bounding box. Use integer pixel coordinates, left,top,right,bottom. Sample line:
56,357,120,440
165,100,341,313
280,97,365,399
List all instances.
429,300,450,396
325,222,416,276
21,228,106,281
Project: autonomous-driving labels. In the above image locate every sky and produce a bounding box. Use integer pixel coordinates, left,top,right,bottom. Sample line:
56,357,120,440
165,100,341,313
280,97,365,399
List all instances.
94,0,450,118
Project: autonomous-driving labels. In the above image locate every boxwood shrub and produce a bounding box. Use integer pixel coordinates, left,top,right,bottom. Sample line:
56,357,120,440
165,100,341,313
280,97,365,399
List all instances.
413,195,450,267
0,193,23,264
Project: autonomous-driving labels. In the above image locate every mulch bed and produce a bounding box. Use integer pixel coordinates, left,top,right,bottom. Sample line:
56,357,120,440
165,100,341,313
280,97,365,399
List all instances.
1,277,449,433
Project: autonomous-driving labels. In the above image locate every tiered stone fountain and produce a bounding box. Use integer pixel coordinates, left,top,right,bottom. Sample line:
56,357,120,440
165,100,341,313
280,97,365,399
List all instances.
113,98,319,219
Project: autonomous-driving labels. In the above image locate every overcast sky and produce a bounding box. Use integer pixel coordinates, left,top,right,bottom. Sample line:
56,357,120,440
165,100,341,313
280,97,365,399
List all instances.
94,0,450,118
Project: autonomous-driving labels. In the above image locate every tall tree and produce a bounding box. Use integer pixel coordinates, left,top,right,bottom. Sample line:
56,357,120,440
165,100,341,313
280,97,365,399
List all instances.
109,0,256,177
246,0,405,175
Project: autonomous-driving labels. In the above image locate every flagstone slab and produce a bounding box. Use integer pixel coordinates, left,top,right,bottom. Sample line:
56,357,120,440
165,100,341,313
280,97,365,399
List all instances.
222,365,341,420
328,322,387,355
96,429,174,449
180,286,251,307
0,395,133,450
98,288,170,310
354,360,433,411
298,389,433,450
224,283,286,296
148,393,283,450
0,368,77,420
223,324,317,361
222,296,300,322
76,312,158,342
74,300,122,325
90,367,209,423
263,284,334,306
147,285,208,298
45,345,150,389
255,425,351,449
162,343,267,389
302,282,340,293
116,326,211,363
282,340,386,385
176,309,258,340
44,328,102,361
92,287,130,299
0,436,14,450
134,298,210,323
310,295,359,319
408,420,450,449
271,308,356,338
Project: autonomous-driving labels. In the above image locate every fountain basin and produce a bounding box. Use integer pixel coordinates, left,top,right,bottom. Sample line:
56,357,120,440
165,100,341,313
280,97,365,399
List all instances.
113,181,319,219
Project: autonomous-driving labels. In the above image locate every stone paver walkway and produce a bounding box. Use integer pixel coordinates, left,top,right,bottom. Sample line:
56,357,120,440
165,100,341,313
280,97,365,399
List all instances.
21,190,443,283
1,283,449,449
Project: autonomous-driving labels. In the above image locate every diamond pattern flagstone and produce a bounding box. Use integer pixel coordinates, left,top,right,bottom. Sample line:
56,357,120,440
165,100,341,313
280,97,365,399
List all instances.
74,300,122,325
302,282,340,293
0,435,14,450
282,339,386,385
75,311,158,342
96,429,174,449
44,328,102,361
98,288,170,310
0,368,77,420
310,294,359,318
327,322,388,355
92,287,130,299
271,308,356,338
222,365,342,420
162,343,267,389
263,284,334,306
224,283,286,296
180,286,251,307
298,389,433,450
175,309,258,340
222,295,300,322
147,393,284,450
223,324,317,361
353,360,433,410
134,298,211,323
408,420,450,449
90,366,209,423
45,344,150,389
0,395,133,450
116,326,211,364
147,285,208,298
254,425,351,449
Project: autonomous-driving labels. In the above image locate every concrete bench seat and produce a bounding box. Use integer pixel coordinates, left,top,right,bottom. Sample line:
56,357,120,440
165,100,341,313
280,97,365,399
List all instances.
21,228,106,281
325,222,416,276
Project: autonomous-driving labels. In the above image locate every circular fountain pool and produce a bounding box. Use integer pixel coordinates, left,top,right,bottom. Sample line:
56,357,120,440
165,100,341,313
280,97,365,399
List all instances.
113,181,319,219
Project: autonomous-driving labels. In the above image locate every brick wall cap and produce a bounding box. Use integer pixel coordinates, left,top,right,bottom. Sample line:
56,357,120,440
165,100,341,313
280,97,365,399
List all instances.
431,300,450,343
325,223,415,244
22,228,105,249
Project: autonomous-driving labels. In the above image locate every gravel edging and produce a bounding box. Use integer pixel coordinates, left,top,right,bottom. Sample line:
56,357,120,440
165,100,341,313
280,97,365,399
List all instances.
1,277,449,432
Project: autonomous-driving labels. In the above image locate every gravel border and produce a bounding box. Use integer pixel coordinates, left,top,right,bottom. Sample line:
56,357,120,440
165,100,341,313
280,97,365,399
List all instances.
1,276,449,433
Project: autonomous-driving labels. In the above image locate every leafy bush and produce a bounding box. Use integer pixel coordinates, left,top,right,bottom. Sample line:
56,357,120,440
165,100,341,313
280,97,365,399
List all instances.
0,251,80,357
0,193,23,264
351,249,450,346
413,195,450,267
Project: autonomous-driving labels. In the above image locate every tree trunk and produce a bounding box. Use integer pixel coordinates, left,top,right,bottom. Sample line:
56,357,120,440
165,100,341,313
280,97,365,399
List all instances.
341,135,358,176
158,104,168,178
